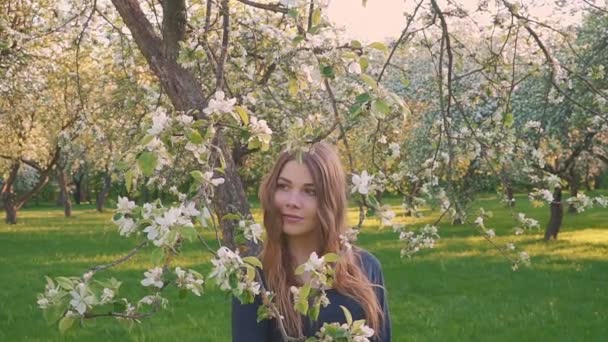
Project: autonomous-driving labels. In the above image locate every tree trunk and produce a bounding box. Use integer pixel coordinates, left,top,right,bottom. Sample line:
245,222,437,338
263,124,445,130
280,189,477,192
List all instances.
57,169,72,217
73,173,86,205
2,163,20,224
96,173,112,212
568,178,579,214
110,0,257,253
211,133,259,255
544,187,563,241
5,201,18,224
594,174,603,189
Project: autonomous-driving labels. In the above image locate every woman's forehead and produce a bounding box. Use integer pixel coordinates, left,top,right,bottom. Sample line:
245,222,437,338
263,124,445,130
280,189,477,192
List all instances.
278,160,314,185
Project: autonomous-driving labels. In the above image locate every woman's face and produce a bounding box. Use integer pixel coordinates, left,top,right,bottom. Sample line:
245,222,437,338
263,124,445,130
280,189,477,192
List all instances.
274,160,320,237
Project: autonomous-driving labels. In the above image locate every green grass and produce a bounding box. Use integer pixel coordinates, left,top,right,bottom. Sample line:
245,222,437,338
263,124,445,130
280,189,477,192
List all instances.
1,194,607,341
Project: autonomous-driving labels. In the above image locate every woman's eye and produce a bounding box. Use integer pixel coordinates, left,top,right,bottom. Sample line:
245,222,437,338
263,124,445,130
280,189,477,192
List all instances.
305,188,316,196
277,183,288,190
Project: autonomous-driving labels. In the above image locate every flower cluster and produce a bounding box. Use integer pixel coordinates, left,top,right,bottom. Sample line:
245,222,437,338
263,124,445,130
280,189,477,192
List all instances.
112,199,203,247
175,267,205,296
239,220,264,244
565,192,595,213
378,206,396,227
312,306,375,342
291,252,340,320
473,208,495,239
528,188,555,206
351,171,374,195
394,224,440,258
513,213,540,235
141,267,164,288
209,247,261,303
339,228,359,250
203,90,237,115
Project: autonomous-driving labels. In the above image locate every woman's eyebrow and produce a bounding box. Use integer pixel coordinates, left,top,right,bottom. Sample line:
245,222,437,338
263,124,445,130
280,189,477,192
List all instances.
278,177,314,187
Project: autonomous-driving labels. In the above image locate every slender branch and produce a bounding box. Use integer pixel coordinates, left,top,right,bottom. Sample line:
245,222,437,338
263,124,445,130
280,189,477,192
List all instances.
88,241,148,273
323,78,354,172
216,0,230,90
236,0,288,14
377,0,424,83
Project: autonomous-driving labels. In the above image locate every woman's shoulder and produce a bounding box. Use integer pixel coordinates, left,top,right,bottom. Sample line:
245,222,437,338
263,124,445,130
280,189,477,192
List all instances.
352,246,383,273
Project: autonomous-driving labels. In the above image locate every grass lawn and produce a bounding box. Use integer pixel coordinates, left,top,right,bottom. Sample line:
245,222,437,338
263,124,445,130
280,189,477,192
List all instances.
0,194,607,341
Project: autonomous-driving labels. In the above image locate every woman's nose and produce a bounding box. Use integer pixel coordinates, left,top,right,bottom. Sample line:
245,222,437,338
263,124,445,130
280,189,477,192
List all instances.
285,190,301,208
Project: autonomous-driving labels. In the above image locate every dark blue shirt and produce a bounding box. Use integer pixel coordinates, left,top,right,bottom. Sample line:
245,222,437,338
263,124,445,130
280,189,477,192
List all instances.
232,248,391,341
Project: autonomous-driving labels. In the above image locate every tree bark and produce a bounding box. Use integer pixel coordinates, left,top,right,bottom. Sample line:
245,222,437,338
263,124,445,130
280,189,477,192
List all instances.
96,173,112,212
73,172,87,205
568,177,579,214
544,187,563,241
2,163,20,224
211,133,259,255
110,0,256,252
57,169,72,217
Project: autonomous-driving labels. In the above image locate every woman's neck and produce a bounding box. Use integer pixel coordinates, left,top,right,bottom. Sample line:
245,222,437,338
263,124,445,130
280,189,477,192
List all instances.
286,232,322,268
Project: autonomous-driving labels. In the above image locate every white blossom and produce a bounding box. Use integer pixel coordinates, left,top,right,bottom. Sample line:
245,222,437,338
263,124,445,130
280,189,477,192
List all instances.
347,62,362,75
304,252,325,273
141,267,164,288
100,288,115,304
69,283,96,315
116,196,136,214
388,143,400,157
351,171,373,195
241,221,264,244
203,90,237,115
148,109,169,135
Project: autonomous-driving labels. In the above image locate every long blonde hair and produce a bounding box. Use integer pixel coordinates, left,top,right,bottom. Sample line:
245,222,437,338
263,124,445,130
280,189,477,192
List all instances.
259,142,384,337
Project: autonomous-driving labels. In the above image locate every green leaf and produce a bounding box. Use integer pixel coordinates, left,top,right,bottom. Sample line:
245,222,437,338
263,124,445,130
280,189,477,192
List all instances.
137,152,157,177
288,78,299,97
360,74,378,91
243,256,263,269
295,298,309,315
321,65,335,79
59,316,76,334
292,35,305,45
124,170,135,193
190,170,205,183
185,129,203,144
369,41,388,52
139,135,155,146
350,40,362,49
323,253,340,263
180,226,198,242
288,8,299,19
312,8,322,26
151,248,164,265
246,265,256,282
299,283,311,299
355,92,371,104
234,106,249,125
358,57,369,72
43,299,69,323
503,112,514,128
56,277,74,291
309,302,320,321
222,213,241,221
372,99,391,118
340,305,353,326
112,213,123,221
295,264,306,275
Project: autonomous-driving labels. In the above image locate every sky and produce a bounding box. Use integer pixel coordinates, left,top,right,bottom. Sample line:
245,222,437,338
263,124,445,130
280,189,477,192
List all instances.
326,0,583,42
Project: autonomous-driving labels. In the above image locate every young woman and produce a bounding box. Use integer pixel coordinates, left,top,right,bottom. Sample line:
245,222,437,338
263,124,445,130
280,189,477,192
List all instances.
232,142,391,341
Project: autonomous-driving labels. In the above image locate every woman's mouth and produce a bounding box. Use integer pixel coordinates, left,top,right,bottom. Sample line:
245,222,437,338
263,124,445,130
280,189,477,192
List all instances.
282,214,304,224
